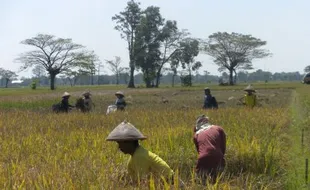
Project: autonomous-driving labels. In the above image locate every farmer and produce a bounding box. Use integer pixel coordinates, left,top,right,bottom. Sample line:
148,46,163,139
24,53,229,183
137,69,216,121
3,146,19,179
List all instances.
243,85,257,108
193,115,226,184
106,121,183,187
115,91,126,111
82,91,94,112
203,87,218,109
60,92,74,113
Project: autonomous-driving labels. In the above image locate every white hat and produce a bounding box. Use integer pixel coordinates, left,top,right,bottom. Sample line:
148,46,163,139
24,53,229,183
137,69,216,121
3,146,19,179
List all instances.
115,91,124,97
62,92,70,97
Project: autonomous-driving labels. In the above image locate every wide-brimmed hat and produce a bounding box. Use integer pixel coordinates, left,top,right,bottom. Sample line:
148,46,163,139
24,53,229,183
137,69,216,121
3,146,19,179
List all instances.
106,121,147,141
62,92,71,98
83,91,91,96
244,85,256,92
115,91,124,97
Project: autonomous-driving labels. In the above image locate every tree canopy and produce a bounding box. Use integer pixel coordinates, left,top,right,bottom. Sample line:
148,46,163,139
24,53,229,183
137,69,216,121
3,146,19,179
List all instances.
16,34,97,90
203,32,271,85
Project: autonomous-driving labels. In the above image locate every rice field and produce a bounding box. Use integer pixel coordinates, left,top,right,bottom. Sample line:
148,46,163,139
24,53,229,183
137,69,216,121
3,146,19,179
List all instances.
0,83,308,189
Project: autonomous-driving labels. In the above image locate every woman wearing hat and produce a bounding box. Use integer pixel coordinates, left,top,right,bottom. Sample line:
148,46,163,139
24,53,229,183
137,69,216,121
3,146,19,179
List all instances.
193,115,226,184
106,121,182,187
60,92,74,113
82,91,94,112
243,85,257,108
115,91,126,111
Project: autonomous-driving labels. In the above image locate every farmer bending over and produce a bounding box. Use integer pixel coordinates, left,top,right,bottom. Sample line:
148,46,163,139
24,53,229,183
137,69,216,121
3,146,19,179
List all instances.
82,91,95,112
193,115,226,184
106,121,184,187
203,87,218,109
115,91,126,111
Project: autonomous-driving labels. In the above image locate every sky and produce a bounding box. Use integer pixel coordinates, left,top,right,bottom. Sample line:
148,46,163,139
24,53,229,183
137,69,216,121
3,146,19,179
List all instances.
1,0,310,79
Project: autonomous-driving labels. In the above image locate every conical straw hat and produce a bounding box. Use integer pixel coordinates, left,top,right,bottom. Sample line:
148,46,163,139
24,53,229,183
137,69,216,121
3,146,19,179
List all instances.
115,91,125,97
62,92,71,97
83,91,91,96
244,85,255,92
106,121,147,141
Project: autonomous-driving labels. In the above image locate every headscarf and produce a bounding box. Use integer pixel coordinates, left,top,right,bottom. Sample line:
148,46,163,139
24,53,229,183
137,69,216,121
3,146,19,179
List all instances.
195,115,212,135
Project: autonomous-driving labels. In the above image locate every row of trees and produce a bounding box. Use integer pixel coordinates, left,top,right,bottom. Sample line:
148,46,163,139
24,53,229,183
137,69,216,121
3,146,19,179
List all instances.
4,69,305,88
112,0,271,88
7,0,309,89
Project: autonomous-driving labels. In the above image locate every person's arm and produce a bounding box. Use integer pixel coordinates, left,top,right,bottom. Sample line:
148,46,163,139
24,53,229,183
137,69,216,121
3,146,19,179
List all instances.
193,133,199,153
148,152,174,183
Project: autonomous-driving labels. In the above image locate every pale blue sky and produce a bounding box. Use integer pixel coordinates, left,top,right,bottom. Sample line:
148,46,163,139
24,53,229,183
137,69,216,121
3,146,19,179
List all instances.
1,0,309,78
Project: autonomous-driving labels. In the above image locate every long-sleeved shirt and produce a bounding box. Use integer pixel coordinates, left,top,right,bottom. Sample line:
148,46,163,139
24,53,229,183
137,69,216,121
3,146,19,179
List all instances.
83,97,94,112
244,94,256,108
60,98,74,112
127,146,174,182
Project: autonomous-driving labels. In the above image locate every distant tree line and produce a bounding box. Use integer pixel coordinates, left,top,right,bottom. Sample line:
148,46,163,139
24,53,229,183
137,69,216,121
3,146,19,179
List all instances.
2,69,305,88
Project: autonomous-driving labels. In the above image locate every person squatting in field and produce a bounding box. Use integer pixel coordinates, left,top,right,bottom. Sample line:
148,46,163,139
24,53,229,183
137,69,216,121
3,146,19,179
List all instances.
203,87,218,109
76,91,95,113
106,121,184,188
52,92,74,113
193,115,226,184
242,85,257,108
115,91,126,111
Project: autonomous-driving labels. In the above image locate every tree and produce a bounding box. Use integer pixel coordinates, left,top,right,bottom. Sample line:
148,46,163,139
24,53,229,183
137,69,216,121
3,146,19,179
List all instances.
32,65,46,86
154,23,189,87
134,6,164,88
16,34,96,90
304,65,310,73
105,56,126,85
112,0,142,88
171,38,201,86
61,69,90,86
0,68,18,88
203,32,271,85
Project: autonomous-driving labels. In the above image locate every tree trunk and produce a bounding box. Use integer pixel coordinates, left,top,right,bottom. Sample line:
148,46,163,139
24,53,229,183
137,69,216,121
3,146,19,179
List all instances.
155,66,163,88
172,75,175,87
116,73,119,85
91,74,94,85
5,79,9,88
127,65,135,88
229,69,234,85
233,69,237,84
50,73,56,90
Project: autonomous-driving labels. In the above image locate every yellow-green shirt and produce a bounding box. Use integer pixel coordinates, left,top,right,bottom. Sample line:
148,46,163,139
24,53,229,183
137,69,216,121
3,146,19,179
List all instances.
127,146,174,182
244,94,256,107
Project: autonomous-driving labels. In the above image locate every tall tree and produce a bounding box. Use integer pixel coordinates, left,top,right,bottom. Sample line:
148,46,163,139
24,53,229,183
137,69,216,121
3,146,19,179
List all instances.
155,23,189,87
0,68,18,88
135,6,164,87
105,56,126,85
16,34,96,90
203,32,271,85
112,0,142,88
